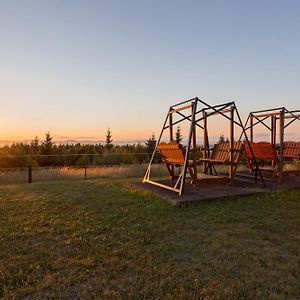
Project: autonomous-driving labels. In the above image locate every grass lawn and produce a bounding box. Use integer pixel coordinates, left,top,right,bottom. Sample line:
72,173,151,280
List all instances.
0,179,299,299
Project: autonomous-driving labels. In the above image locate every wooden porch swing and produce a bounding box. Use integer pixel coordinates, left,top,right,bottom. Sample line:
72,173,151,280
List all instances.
143,97,262,196
244,142,279,181
244,107,300,182
200,141,243,176
156,142,195,181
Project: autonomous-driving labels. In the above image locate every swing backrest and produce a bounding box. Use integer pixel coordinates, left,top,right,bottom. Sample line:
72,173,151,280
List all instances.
245,141,278,161
157,142,185,165
210,142,230,161
210,141,243,163
283,141,300,159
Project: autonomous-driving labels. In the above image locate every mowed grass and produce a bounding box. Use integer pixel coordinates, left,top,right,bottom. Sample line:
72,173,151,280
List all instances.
0,179,300,299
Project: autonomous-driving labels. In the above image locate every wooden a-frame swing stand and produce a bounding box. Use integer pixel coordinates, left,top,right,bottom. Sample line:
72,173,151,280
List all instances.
143,97,261,196
244,107,300,182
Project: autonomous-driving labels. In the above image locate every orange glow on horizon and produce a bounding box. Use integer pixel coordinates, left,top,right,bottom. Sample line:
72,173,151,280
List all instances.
1,117,300,144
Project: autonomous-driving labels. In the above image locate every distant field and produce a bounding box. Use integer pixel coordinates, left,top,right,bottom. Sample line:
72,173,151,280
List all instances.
0,178,300,299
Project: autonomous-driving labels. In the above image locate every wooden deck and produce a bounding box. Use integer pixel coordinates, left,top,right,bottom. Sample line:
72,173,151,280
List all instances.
130,175,300,207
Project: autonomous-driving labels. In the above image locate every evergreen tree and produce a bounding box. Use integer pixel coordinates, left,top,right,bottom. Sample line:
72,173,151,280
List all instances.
41,132,54,155
30,136,40,154
218,134,225,144
39,132,54,166
105,128,113,149
145,133,156,154
175,126,183,145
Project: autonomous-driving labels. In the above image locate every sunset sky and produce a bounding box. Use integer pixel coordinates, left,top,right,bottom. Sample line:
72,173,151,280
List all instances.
1,0,300,143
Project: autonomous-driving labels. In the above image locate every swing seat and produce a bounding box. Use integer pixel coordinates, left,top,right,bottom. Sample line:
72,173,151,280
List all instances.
200,142,243,167
157,142,185,180
157,142,194,181
244,142,278,178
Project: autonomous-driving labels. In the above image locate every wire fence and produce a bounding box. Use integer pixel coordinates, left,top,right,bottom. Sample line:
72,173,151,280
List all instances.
0,152,166,184
2,150,298,184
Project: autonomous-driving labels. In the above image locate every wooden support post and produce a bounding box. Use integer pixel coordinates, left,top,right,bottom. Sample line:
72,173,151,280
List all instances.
192,111,197,184
229,106,234,181
271,116,275,145
278,109,285,183
271,115,273,144
169,113,174,176
28,165,32,183
273,116,277,145
84,167,87,180
203,111,208,174
179,101,198,195
169,113,173,142
271,115,277,167
250,115,253,142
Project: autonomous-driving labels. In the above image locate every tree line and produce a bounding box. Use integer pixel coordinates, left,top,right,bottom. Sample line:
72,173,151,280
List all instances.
0,127,183,168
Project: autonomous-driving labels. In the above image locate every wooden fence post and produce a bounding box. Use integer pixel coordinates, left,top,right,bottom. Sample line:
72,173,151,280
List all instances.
28,166,32,183
84,167,87,180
